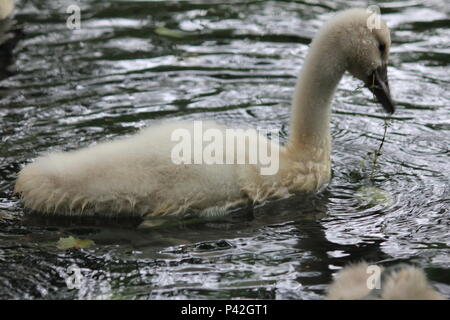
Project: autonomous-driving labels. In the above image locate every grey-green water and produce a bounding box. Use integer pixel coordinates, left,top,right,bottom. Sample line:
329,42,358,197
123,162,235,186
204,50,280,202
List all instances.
0,0,449,299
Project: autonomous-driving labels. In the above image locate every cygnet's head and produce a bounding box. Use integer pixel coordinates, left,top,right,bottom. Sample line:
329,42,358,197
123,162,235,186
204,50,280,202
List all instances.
316,8,395,113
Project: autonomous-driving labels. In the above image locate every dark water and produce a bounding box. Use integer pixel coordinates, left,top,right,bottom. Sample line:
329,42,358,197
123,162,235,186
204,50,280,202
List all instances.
0,0,449,299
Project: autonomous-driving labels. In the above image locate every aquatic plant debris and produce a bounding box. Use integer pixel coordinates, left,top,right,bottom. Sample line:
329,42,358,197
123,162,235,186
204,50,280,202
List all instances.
0,212,15,220
355,186,393,207
369,117,392,181
154,26,186,39
56,236,95,250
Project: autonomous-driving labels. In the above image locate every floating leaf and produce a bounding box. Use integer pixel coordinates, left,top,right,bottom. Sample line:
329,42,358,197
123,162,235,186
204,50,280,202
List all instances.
56,236,95,250
355,186,393,207
0,212,15,220
138,219,168,229
154,26,185,39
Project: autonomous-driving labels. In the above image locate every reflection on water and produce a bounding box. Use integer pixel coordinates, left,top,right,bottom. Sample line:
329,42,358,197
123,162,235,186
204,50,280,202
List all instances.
0,0,449,299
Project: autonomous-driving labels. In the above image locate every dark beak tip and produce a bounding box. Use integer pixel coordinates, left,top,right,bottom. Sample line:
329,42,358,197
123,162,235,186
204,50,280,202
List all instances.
386,105,395,114
388,102,396,114
366,65,395,115
382,97,395,114
380,98,395,114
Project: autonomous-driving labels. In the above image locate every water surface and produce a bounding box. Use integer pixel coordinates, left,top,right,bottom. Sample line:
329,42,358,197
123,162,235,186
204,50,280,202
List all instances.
0,0,449,299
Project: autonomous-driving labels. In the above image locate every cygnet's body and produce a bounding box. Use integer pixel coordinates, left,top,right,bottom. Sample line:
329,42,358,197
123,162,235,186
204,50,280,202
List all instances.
327,262,445,300
0,0,15,45
0,0,14,20
0,0,20,71
15,8,395,219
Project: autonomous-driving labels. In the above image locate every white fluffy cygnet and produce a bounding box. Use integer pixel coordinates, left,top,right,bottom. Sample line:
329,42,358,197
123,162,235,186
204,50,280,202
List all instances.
0,0,14,20
327,262,445,300
15,8,395,219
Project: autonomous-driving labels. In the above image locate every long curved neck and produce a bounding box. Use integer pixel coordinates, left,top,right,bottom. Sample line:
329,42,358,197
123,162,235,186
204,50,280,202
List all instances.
288,36,346,151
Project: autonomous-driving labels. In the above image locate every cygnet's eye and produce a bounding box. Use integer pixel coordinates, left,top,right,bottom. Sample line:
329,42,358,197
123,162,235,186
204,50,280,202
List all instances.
378,43,386,53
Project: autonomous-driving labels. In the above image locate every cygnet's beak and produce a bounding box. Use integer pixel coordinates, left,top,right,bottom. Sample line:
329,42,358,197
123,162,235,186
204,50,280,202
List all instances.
365,64,395,114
